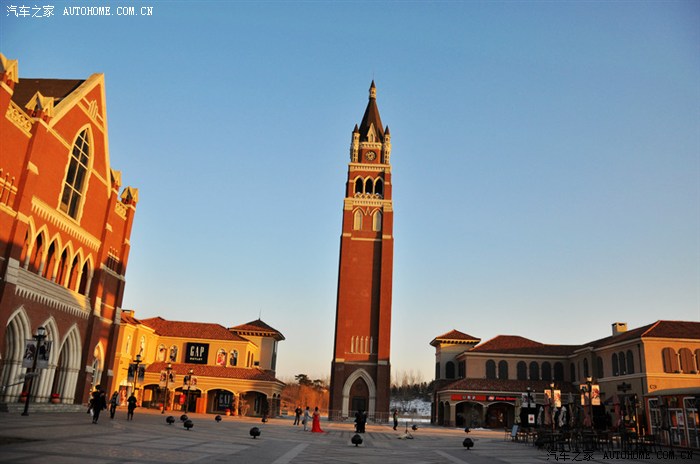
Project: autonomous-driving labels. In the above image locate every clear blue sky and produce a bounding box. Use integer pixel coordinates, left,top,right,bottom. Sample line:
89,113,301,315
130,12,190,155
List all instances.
3,1,698,383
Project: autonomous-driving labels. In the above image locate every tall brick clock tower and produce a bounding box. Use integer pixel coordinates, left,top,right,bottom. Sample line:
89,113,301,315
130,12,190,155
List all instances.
329,81,393,420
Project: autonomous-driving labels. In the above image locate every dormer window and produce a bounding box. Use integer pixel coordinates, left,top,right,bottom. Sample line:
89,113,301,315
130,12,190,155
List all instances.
60,128,91,219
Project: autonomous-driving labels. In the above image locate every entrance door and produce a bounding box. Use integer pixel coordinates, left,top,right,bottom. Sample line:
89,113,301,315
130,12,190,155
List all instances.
352,397,367,413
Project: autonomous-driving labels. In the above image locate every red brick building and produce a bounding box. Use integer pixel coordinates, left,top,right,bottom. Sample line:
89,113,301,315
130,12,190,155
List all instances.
329,82,394,420
0,53,138,407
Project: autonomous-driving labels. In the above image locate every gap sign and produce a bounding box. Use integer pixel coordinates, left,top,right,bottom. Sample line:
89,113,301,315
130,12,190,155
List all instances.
185,342,209,364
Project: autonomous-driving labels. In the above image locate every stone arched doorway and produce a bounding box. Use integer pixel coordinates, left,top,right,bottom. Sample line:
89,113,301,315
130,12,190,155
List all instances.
486,402,515,428
456,401,484,428
341,368,376,418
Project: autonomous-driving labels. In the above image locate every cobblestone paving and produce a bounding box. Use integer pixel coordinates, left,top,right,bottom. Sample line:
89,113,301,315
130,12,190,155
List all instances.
0,409,697,463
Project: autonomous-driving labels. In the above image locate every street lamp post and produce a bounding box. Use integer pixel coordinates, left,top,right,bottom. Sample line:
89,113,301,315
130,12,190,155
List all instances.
185,368,194,414
550,383,556,434
161,363,172,414
133,353,142,401
21,326,46,416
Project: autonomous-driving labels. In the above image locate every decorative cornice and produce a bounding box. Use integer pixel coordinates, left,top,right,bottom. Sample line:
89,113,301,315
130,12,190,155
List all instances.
344,198,392,209
348,163,391,173
30,196,101,251
6,100,33,136
15,266,90,319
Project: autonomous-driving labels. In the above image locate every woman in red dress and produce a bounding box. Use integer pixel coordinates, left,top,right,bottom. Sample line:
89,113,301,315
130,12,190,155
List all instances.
311,406,324,433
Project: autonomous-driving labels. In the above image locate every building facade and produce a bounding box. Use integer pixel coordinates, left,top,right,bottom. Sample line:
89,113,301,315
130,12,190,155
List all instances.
431,320,700,446
329,82,394,420
0,54,138,407
114,311,285,416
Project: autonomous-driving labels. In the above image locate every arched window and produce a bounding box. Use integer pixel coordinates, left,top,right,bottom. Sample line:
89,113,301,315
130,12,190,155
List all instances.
541,362,552,381
55,248,68,285
596,356,604,378
485,360,496,379
78,261,90,294
365,178,374,195
679,348,694,373
125,335,132,354
626,350,635,375
498,360,509,379
458,361,466,378
375,178,384,196
570,363,576,382
445,361,455,379
517,361,527,380
372,211,382,231
60,128,91,218
612,353,619,376
43,241,57,279
662,347,678,373
619,351,626,375
435,362,440,379
169,345,178,362
353,178,363,195
583,358,589,378
353,210,363,230
157,344,167,362
554,362,564,381
30,233,44,273
529,362,540,380
216,348,226,366
67,255,80,290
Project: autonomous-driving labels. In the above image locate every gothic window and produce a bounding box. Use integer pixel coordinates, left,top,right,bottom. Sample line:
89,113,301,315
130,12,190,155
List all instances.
485,360,496,379
30,233,44,273
662,347,678,373
498,360,509,379
445,361,455,379
43,241,57,279
375,178,384,196
365,178,374,195
542,362,552,381
612,353,619,376
372,211,382,231
230,350,238,366
529,362,540,380
355,178,363,194
60,128,91,219
626,350,635,375
55,248,68,285
554,362,564,381
353,210,363,230
78,261,90,294
517,361,527,380
679,348,694,373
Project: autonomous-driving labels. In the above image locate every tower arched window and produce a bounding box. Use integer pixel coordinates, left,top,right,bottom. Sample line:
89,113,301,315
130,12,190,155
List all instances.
529,362,539,380
60,128,91,219
612,353,619,376
517,361,527,380
498,360,509,379
372,211,382,231
618,351,626,375
542,362,552,381
375,178,384,197
679,348,694,373
445,361,455,379
353,210,363,230
365,178,374,195
354,178,363,194
662,347,678,373
485,360,496,379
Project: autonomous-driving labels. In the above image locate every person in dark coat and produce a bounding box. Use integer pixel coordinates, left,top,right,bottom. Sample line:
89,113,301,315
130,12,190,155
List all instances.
293,406,302,425
91,388,107,424
127,393,138,420
109,391,119,419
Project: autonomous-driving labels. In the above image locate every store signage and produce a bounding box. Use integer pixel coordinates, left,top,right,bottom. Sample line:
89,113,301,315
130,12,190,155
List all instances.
185,342,209,364
450,394,517,402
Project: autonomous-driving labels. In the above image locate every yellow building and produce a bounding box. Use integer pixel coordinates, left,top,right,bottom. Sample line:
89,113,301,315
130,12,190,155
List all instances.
111,310,284,416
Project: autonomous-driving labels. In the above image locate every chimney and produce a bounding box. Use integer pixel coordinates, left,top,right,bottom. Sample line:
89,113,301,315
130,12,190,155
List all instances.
612,322,628,336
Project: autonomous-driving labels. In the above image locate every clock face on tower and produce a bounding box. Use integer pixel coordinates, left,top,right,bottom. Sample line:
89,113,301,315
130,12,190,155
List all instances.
365,151,376,162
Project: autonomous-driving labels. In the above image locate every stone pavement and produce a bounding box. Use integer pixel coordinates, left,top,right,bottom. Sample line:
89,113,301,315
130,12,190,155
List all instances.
0,409,697,464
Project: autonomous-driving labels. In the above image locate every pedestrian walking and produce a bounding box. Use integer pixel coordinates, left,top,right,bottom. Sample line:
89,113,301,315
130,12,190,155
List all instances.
91,387,107,424
127,393,137,421
393,408,399,430
109,391,119,419
302,406,311,431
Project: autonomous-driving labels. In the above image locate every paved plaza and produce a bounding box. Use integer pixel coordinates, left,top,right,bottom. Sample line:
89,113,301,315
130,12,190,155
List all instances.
0,409,697,464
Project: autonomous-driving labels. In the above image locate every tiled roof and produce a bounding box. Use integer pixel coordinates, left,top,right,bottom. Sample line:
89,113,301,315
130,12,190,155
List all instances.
120,312,140,325
470,335,579,356
430,329,481,346
586,321,700,349
146,362,282,383
229,319,285,340
139,317,248,342
440,378,578,394
11,78,84,114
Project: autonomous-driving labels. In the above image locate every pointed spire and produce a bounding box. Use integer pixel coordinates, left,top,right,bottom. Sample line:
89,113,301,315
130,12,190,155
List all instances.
353,124,359,133
369,80,377,100
359,81,383,142
385,126,390,135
